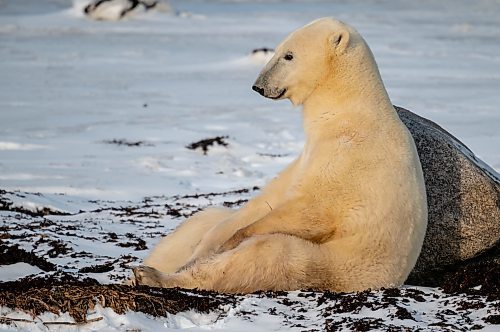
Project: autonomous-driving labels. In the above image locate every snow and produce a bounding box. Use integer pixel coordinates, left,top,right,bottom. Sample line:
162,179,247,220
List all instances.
0,142,48,151
0,285,498,331
0,263,43,282
0,0,499,330
0,0,498,201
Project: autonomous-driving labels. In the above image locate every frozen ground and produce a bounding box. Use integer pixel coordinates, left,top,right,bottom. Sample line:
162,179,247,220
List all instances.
0,0,499,331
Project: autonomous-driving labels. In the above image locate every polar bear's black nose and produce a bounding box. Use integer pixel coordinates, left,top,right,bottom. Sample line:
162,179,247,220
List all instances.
252,85,265,96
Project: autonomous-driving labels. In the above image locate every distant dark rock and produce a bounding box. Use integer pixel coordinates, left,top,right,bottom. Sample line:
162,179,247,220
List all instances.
84,0,171,21
395,106,500,285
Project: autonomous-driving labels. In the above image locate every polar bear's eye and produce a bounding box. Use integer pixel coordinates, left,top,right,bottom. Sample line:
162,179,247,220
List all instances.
284,53,294,61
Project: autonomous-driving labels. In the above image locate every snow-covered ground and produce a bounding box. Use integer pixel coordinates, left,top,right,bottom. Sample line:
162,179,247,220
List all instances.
0,0,499,201
0,189,499,331
1,0,499,331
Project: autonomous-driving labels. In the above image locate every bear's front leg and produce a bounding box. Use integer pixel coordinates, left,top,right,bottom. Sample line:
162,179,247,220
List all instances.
220,197,334,250
183,201,274,265
218,227,250,252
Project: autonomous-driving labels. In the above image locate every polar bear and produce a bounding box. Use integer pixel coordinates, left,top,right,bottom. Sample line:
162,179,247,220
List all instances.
133,17,428,293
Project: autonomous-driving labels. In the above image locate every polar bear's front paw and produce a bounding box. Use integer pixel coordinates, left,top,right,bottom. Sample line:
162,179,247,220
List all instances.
133,265,165,288
219,228,249,253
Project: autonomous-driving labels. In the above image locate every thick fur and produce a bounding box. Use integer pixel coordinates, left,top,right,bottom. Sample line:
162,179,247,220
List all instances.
134,17,428,293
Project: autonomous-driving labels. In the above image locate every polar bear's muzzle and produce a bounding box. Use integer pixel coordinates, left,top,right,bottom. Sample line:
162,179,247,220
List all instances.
252,85,287,100
252,85,266,96
270,88,287,99
252,57,289,100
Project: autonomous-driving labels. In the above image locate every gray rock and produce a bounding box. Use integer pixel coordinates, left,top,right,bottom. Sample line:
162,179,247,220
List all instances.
395,106,500,285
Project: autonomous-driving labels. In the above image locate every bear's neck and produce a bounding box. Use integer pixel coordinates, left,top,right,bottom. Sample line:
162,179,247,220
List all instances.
301,50,397,139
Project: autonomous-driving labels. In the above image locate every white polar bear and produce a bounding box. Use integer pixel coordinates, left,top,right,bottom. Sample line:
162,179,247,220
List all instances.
133,17,428,293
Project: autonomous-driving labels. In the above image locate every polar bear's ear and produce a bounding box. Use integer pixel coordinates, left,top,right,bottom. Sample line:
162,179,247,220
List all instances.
329,30,350,54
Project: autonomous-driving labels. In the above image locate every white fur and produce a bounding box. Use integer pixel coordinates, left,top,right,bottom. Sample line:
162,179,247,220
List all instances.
134,17,428,293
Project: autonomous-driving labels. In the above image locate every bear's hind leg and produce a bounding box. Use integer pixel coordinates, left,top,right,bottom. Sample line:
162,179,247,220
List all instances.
143,207,234,274
136,234,331,293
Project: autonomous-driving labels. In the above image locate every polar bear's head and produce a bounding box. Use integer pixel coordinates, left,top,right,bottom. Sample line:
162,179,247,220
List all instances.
252,17,359,106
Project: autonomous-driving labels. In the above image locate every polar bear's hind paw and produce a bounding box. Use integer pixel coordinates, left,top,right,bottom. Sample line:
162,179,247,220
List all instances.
132,265,165,288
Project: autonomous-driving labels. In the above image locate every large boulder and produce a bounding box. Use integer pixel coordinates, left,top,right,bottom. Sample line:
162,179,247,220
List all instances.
395,106,500,285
